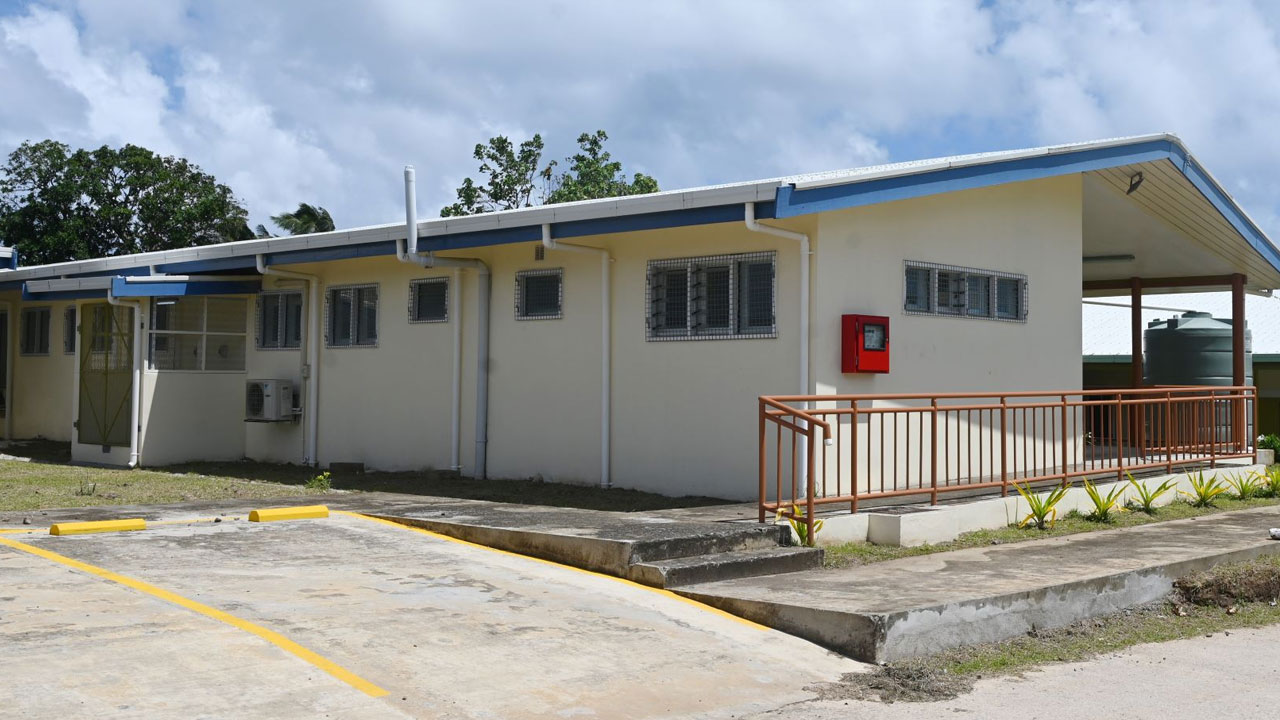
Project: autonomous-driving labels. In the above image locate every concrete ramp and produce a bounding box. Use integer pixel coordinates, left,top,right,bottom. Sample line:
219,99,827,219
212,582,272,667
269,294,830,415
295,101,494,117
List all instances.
677,504,1280,663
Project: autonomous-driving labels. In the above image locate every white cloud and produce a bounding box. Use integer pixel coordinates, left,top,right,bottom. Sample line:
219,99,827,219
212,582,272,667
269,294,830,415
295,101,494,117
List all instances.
1,0,1280,239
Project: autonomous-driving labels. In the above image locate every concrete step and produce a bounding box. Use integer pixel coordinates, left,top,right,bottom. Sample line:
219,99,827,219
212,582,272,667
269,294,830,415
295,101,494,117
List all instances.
627,524,790,564
627,546,823,588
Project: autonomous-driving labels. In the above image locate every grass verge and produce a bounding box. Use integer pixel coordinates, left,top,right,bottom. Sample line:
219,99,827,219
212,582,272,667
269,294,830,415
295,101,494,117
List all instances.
810,556,1280,704
0,440,730,513
823,495,1280,569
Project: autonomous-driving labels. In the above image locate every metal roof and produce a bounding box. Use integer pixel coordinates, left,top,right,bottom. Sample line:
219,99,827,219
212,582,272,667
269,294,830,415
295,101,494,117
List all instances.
4,132,1277,289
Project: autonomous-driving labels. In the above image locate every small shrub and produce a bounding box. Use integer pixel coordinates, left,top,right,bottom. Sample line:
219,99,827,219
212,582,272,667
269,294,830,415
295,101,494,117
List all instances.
305,471,332,493
75,480,97,497
1014,483,1068,530
1082,479,1126,523
1256,467,1280,498
777,504,824,546
1126,473,1175,515
1257,433,1280,452
1180,470,1227,508
1225,472,1262,501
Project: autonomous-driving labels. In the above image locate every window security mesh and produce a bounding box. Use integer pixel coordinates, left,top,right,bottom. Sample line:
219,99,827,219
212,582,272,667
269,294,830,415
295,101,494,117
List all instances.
646,251,776,341
325,284,379,347
409,277,449,323
20,307,50,355
256,292,303,349
64,306,77,354
516,269,563,320
903,260,1027,322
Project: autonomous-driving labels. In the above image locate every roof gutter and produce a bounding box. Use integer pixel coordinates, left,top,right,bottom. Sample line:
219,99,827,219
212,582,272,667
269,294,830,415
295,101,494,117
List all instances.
400,166,492,478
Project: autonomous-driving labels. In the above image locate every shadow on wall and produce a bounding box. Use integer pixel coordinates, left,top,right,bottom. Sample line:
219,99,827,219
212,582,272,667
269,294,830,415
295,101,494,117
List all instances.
0,441,732,513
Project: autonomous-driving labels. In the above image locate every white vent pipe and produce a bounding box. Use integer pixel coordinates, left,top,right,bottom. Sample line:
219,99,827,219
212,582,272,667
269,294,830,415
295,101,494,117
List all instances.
541,223,612,489
399,166,492,478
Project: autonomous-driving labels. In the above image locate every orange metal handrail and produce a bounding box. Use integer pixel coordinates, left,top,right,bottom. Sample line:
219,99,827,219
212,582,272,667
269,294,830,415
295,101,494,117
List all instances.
758,386,1258,525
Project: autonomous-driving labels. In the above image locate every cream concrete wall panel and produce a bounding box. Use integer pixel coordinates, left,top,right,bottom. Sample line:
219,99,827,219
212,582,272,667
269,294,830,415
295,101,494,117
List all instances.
11,300,75,441
301,257,459,471
808,176,1085,497
139,371,246,465
244,275,307,464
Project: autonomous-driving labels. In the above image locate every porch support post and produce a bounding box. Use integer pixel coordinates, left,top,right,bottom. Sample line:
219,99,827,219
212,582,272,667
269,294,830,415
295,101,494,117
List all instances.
1232,273,1247,452
1130,277,1143,389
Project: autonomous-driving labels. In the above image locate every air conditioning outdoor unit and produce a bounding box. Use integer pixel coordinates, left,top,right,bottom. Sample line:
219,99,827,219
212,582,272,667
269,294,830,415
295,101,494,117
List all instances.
245,379,295,422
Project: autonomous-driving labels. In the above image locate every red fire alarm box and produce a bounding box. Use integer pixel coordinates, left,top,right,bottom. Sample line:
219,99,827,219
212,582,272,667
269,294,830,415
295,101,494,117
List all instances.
842,314,890,373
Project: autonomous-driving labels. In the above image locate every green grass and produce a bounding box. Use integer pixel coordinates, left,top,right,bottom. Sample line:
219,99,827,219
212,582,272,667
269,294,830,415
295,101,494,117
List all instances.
0,441,731,514
823,494,1280,569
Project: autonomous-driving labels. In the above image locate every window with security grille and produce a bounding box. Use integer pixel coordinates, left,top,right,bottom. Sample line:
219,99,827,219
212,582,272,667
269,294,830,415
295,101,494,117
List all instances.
20,307,50,355
149,296,248,371
326,284,379,347
646,252,776,341
516,269,563,320
903,261,1026,322
63,306,77,354
410,277,449,323
256,291,303,349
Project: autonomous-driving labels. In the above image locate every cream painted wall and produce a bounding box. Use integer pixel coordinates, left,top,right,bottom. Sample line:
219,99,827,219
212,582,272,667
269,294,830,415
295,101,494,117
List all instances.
11,300,76,441
140,370,246,465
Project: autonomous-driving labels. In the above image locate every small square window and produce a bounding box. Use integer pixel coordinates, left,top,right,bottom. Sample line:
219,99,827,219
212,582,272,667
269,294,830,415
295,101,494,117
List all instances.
326,284,378,347
257,292,303,349
410,278,449,323
516,269,563,320
904,267,932,312
996,277,1024,320
20,307,50,355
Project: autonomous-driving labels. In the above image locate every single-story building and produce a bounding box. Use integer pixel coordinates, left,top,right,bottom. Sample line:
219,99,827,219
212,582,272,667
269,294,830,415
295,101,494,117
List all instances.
1,133,1276,501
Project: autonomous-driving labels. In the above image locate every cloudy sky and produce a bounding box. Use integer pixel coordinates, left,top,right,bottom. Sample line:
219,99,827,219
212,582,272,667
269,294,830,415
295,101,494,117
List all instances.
2,0,1280,235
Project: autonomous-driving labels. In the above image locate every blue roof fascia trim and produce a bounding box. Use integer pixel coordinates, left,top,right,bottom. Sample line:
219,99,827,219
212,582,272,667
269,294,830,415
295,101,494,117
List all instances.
1172,152,1280,275
773,139,1178,219
551,202,774,241
0,279,23,292
264,240,399,267
22,287,105,301
156,255,259,273
109,276,261,298
418,225,542,253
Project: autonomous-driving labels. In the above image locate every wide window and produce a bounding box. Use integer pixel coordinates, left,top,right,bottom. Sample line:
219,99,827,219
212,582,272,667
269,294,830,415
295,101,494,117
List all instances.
326,284,378,347
515,269,563,320
20,307,50,355
150,297,248,371
646,251,776,340
409,277,449,323
63,306,77,354
256,291,303,349
902,261,1027,322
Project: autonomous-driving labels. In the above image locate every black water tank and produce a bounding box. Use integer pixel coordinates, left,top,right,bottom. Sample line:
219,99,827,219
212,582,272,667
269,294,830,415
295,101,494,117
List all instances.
1143,311,1252,386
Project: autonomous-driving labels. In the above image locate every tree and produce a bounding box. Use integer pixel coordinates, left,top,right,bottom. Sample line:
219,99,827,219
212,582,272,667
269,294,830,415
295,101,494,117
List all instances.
270,203,335,235
0,140,249,265
441,135,547,216
543,131,659,204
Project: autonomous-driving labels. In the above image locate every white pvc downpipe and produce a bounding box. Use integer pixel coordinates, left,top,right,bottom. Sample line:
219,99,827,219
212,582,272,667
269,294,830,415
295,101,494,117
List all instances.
745,202,817,485
105,290,143,468
541,223,612,489
450,267,463,471
0,299,12,442
255,255,320,466
399,166,492,478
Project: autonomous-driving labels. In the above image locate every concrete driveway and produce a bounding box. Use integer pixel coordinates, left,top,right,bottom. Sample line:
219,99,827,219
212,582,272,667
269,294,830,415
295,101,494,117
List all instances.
0,511,858,719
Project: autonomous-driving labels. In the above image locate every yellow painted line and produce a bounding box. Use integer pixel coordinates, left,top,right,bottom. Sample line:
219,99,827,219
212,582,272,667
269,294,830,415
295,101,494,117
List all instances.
50,518,146,536
249,505,329,523
0,527,41,534
0,534,387,697
335,510,768,632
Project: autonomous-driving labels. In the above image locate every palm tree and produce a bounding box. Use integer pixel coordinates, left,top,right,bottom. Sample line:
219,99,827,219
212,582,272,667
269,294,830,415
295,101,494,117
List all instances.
270,203,335,235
